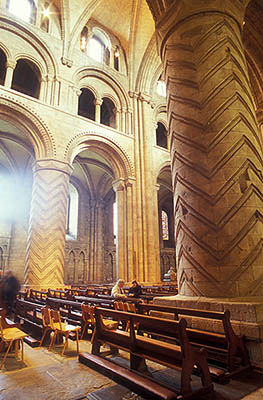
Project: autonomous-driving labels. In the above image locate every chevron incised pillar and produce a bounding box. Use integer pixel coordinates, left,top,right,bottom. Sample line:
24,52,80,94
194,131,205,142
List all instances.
147,0,263,298
25,159,72,288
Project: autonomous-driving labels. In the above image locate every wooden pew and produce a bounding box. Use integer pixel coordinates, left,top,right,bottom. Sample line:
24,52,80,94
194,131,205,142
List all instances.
137,303,250,383
80,307,213,400
14,298,44,347
73,295,116,308
28,289,48,304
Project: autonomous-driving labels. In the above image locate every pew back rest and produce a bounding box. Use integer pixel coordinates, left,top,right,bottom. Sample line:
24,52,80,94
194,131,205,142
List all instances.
94,307,190,358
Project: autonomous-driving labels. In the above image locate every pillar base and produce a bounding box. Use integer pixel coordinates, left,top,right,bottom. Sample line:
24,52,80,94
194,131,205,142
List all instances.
153,295,263,371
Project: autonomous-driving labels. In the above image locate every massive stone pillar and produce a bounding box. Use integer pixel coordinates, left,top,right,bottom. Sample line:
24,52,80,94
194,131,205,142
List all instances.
146,0,263,298
25,159,72,288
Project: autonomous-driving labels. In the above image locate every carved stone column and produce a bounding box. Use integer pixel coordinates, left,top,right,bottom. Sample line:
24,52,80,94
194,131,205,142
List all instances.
4,60,16,89
25,159,72,288
147,0,263,297
95,99,102,123
94,200,104,281
113,179,126,280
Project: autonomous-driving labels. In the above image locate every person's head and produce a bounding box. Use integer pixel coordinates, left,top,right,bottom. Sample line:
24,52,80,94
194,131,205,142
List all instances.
131,279,138,287
117,279,125,288
4,270,12,278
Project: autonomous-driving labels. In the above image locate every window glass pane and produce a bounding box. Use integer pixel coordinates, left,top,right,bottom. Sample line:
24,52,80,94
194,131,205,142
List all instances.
157,80,167,97
88,38,103,63
162,210,169,240
9,0,32,22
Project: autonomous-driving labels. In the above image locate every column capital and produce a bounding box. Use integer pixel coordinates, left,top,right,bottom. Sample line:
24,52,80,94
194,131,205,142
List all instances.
6,60,16,70
33,159,73,176
61,57,73,68
128,91,139,99
125,177,136,188
112,178,125,192
94,98,103,106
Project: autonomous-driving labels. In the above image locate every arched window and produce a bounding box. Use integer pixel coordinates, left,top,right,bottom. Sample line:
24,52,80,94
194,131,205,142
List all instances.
40,2,50,32
78,88,95,121
114,46,120,71
66,183,79,240
101,97,116,128
157,79,166,97
156,122,168,149
88,36,104,63
161,210,169,241
11,59,41,99
80,27,89,52
8,0,37,24
87,28,111,65
0,49,6,86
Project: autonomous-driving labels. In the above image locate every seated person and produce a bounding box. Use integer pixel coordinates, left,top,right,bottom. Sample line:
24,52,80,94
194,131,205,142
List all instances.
111,279,126,298
128,280,142,297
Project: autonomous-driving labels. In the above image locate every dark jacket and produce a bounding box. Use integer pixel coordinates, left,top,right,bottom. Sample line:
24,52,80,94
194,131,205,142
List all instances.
128,284,142,297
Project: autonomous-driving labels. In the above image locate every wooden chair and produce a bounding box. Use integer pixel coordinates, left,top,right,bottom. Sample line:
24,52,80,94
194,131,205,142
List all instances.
49,309,81,356
40,306,53,346
0,316,28,369
81,304,95,341
81,304,118,343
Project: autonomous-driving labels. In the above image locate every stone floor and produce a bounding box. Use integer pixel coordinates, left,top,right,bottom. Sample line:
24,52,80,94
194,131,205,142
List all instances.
0,339,262,400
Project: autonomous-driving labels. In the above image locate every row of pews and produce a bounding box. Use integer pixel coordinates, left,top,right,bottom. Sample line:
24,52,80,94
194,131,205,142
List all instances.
14,287,251,399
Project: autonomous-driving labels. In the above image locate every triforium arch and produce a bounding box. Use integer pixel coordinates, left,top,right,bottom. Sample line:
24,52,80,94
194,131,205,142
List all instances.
65,133,135,283
73,67,132,134
146,0,263,298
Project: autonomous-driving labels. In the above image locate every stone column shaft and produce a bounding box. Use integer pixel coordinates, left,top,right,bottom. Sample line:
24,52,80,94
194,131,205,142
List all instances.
4,61,16,89
25,159,73,288
150,0,263,297
95,100,102,123
113,179,127,280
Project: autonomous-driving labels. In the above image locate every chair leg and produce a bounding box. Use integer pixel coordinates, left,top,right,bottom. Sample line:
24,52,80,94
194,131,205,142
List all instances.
61,332,69,356
15,339,19,358
90,327,96,344
21,339,24,363
1,340,13,369
76,330,79,354
40,328,48,346
81,322,87,340
49,331,56,352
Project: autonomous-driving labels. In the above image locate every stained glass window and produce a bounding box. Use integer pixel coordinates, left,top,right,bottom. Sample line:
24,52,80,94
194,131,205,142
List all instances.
162,210,169,240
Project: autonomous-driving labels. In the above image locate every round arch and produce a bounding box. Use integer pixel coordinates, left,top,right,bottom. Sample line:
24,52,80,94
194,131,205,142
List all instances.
64,132,134,179
14,54,45,77
0,17,58,75
73,67,131,112
0,41,11,60
0,95,55,158
156,162,172,187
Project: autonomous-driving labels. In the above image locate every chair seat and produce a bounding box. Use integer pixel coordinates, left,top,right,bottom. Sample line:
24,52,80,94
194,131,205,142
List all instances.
2,328,28,341
52,322,81,332
103,319,118,330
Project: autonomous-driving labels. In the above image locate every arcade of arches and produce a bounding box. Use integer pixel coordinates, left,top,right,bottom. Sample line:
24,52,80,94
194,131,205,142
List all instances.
1,0,263,370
